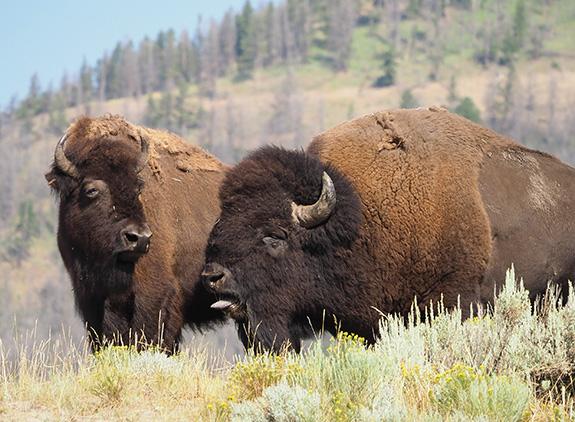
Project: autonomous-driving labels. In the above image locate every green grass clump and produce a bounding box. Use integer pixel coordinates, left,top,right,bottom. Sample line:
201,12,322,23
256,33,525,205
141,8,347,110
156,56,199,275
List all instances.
430,363,530,421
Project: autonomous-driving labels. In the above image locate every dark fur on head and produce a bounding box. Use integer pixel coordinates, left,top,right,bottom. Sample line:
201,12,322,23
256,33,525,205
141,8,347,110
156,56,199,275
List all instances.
204,146,363,352
46,123,150,347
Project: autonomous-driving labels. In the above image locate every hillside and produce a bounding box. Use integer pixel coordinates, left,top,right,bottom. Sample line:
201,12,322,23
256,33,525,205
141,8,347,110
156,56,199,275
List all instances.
1,0,575,358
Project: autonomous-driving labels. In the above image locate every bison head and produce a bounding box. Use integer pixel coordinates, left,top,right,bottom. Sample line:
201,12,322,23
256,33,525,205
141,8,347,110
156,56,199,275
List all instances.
202,146,362,352
46,117,152,295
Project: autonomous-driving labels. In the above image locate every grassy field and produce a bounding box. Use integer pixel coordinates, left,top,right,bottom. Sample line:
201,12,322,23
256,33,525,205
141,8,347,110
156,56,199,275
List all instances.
1,268,573,421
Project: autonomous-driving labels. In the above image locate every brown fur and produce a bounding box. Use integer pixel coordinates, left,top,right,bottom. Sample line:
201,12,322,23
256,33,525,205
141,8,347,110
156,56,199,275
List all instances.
47,115,227,351
203,108,575,352
308,107,575,309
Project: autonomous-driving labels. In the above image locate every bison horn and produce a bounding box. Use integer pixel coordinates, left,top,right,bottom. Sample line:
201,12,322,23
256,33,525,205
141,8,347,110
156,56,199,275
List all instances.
54,133,80,178
291,171,337,229
135,135,149,173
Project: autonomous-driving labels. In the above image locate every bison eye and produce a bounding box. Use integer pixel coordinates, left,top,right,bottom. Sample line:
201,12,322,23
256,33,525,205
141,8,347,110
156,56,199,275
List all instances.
263,236,281,247
84,187,99,199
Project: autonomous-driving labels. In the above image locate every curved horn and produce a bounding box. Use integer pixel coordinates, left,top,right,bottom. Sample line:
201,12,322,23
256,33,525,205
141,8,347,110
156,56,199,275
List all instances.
54,133,80,178
135,135,149,173
291,171,337,229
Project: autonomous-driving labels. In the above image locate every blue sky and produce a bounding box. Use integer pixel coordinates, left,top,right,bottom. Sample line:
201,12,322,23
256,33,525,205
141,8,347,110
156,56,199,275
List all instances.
0,0,248,106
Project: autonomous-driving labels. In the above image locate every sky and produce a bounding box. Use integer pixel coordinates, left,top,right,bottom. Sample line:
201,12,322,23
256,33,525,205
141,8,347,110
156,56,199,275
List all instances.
0,0,248,106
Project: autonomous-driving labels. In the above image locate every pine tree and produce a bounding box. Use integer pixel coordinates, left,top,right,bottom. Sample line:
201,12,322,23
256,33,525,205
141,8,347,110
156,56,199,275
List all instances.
48,92,68,135
79,59,94,104
106,42,124,99
175,80,199,136
144,94,161,127
263,3,281,66
96,54,109,101
6,200,40,265
21,74,43,116
454,97,482,123
400,89,419,108
502,0,527,63
155,30,177,90
235,1,257,80
373,49,396,87
287,0,311,62
139,37,157,94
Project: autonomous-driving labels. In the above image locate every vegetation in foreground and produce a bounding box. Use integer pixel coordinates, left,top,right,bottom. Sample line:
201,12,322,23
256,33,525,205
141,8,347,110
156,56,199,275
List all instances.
1,268,573,421
2,0,575,349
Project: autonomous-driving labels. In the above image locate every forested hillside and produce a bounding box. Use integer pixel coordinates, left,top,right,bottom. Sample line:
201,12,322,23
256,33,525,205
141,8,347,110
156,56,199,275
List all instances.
1,0,574,348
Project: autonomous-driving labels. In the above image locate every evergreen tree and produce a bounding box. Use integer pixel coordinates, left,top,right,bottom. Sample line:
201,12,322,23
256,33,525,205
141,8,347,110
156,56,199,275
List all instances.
453,97,482,123
144,94,161,127
400,89,419,108
287,0,311,62
96,54,109,101
139,37,158,93
502,0,527,63
235,1,257,80
263,3,281,66
48,93,68,135
105,42,124,99
373,49,396,87
5,200,40,265
79,59,94,105
19,74,44,116
175,80,200,135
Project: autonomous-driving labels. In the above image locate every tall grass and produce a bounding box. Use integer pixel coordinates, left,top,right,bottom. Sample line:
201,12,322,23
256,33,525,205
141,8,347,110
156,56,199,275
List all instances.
1,267,574,420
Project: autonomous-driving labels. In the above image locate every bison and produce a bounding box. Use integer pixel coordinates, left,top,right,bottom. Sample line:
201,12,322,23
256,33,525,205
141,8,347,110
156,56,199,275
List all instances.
46,115,227,352
202,107,575,352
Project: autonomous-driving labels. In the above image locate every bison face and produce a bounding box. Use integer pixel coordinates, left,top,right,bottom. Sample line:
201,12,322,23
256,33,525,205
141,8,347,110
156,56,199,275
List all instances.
46,130,152,293
202,147,362,352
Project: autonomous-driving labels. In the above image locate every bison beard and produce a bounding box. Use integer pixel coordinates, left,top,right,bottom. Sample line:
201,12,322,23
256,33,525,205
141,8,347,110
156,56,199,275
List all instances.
70,259,136,344
204,108,575,353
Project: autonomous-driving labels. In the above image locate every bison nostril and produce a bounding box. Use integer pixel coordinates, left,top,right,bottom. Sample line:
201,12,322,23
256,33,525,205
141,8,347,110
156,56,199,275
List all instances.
124,232,140,244
205,271,224,284
201,270,226,291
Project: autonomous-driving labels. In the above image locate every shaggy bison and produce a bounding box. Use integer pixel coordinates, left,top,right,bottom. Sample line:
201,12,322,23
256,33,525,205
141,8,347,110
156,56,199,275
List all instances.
46,115,227,351
202,107,575,352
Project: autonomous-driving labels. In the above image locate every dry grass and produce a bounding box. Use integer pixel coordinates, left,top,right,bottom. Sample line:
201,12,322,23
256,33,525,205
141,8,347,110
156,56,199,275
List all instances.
1,268,574,421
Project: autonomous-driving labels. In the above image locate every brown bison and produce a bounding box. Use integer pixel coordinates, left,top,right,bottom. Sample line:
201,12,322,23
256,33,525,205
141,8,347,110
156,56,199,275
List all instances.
46,115,227,352
202,107,575,352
